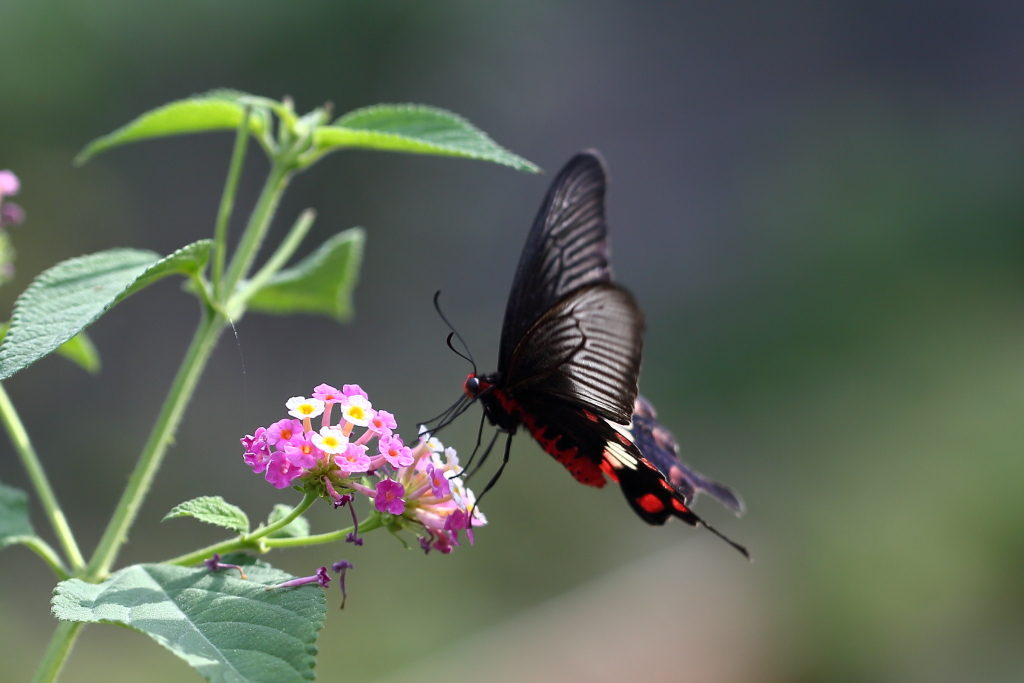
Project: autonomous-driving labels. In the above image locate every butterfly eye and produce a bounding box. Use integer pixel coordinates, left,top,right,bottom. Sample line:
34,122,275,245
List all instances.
464,376,480,397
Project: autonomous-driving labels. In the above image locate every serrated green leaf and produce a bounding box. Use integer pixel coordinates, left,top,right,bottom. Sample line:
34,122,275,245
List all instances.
76,92,270,165
311,104,540,172
266,504,310,539
55,331,101,374
52,562,326,683
246,229,364,322
0,240,212,380
0,480,36,550
163,496,249,535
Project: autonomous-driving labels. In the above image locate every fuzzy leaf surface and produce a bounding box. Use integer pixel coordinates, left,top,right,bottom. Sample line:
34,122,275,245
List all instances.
52,562,326,683
163,496,249,535
312,104,540,172
0,480,36,550
0,240,212,379
246,229,363,321
76,92,270,164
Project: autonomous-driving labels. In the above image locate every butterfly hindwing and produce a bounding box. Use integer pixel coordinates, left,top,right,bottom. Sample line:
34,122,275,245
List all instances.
630,396,745,516
498,151,613,373
511,395,704,526
504,283,644,425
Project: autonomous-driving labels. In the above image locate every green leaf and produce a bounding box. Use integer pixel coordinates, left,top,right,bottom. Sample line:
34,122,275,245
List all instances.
0,240,212,380
0,324,100,374
52,562,326,683
246,229,364,322
163,496,249,535
266,504,310,539
76,92,270,165
0,479,36,550
55,331,101,374
311,104,540,172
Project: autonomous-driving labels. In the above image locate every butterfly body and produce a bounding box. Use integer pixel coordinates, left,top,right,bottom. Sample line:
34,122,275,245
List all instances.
454,150,747,556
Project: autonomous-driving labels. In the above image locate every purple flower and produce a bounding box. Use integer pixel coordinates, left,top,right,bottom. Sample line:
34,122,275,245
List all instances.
427,463,451,499
1,202,25,228
204,553,247,579
432,531,454,554
282,438,321,469
374,478,406,515
343,384,368,400
445,508,475,545
331,560,353,609
340,496,364,546
241,428,272,473
312,384,343,403
0,170,19,197
379,434,413,468
333,443,370,473
269,566,331,590
366,410,397,435
265,418,304,447
265,451,304,489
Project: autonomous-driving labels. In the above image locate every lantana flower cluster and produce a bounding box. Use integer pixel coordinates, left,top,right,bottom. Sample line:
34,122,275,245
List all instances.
240,383,486,553
0,170,25,284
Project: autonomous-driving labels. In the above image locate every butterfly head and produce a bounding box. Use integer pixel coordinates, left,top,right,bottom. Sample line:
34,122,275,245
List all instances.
463,373,492,399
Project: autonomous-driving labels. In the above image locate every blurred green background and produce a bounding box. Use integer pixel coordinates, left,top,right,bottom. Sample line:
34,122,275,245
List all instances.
2,2,1023,682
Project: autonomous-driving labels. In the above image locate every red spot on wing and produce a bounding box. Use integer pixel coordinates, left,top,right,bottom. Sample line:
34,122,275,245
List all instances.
583,410,598,422
637,493,665,514
599,457,620,483
671,498,690,514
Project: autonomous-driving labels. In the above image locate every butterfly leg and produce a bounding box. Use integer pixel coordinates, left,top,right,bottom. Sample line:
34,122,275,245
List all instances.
473,431,514,504
458,410,489,478
463,428,501,482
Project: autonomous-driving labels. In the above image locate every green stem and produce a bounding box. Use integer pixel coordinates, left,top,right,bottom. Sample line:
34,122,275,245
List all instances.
31,622,83,683
264,515,382,549
247,492,317,541
19,537,70,580
230,208,316,311
164,513,382,565
163,493,318,566
164,536,257,568
85,152,294,581
220,161,291,300
212,108,251,296
0,383,85,571
85,311,225,580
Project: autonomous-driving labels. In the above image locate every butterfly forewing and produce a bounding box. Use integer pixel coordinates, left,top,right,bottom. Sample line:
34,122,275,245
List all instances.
504,283,643,424
498,152,613,373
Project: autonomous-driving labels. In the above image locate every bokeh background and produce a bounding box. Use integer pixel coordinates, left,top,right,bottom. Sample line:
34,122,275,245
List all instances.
1,2,1023,682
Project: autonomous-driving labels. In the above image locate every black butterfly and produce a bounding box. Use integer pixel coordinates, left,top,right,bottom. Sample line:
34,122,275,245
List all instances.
428,151,748,557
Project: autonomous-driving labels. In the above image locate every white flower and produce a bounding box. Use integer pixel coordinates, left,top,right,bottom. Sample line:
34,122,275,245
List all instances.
340,395,372,426
312,426,348,454
286,396,325,419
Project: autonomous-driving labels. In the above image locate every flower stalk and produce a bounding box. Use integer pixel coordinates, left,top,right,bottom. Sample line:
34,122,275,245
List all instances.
0,383,84,572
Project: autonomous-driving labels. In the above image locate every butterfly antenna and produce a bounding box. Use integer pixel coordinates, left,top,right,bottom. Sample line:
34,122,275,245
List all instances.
434,291,477,374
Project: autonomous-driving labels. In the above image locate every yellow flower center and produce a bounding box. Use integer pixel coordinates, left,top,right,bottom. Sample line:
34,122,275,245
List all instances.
347,406,365,420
